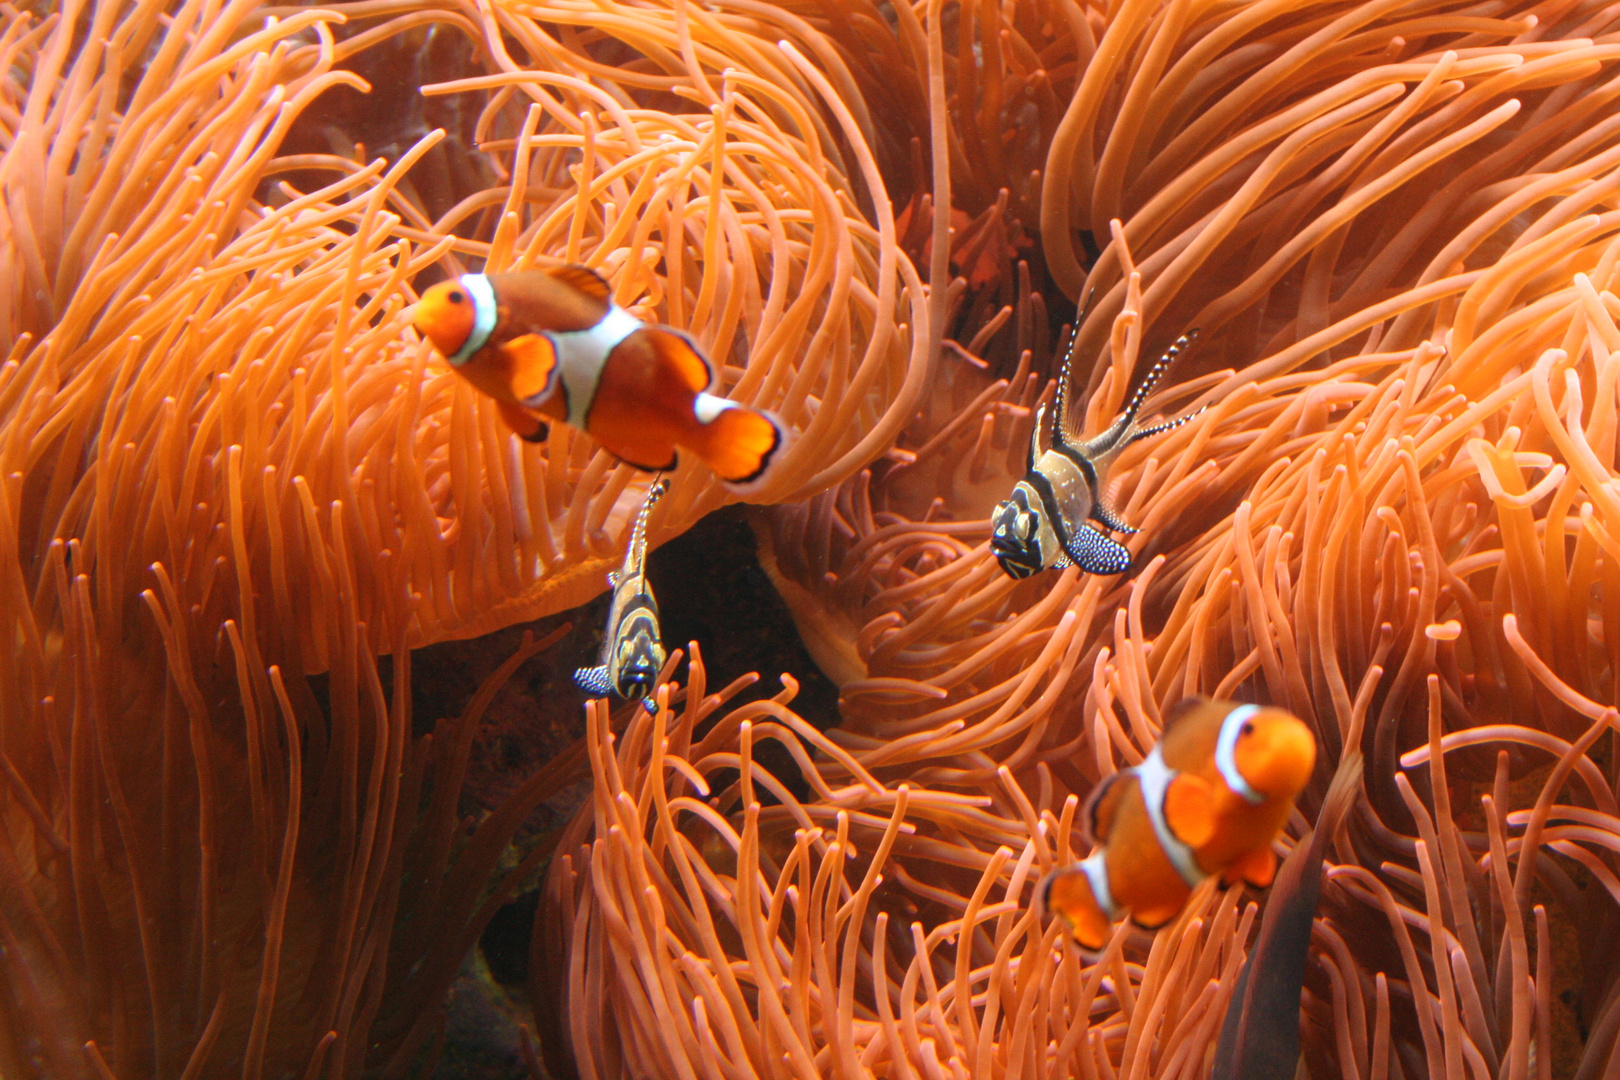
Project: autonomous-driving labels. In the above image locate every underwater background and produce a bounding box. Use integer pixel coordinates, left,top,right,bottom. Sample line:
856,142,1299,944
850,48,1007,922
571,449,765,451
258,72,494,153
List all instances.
3,0,1620,1077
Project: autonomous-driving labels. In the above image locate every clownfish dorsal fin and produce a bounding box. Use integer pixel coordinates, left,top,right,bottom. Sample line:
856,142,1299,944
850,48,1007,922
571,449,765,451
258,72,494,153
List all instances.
1159,696,1209,734
639,327,715,393
1161,772,1217,848
1082,771,1128,847
546,264,613,303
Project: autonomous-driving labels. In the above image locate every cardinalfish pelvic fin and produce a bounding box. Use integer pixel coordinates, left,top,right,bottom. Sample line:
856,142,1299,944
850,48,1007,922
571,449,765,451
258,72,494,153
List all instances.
412,265,786,490
1039,697,1317,951
990,302,1203,579
573,477,670,711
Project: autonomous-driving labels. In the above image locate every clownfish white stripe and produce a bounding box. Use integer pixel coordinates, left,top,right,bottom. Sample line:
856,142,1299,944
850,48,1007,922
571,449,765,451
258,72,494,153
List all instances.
1217,705,1266,805
1080,851,1117,919
551,304,643,427
451,274,498,366
694,393,736,424
1136,747,1207,888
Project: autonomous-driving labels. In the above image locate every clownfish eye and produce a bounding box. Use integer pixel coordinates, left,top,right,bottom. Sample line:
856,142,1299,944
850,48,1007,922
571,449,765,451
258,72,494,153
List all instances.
447,289,465,304
1241,721,1255,736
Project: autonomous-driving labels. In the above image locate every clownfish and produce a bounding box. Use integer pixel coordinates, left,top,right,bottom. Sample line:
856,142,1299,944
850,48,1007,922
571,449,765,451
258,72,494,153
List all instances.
990,305,1202,578
573,476,668,709
412,266,786,489
1040,698,1316,951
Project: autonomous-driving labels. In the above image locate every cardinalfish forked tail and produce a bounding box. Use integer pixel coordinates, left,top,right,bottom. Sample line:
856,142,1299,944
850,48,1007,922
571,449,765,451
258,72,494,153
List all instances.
573,476,670,712
1039,698,1317,951
412,266,786,491
990,303,1203,579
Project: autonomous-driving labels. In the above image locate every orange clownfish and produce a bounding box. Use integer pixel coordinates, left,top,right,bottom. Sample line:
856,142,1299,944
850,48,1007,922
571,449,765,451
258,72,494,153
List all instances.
412,266,786,489
1040,698,1317,951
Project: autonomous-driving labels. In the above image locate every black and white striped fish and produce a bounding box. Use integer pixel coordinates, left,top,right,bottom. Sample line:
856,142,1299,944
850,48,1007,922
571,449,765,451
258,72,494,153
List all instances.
989,313,1202,579
573,477,670,710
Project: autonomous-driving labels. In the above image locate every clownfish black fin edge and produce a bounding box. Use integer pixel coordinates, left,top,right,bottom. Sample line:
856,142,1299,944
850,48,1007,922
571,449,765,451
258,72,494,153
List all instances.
692,398,787,490
497,399,551,443
1128,903,1183,931
614,448,680,472
1082,772,1126,847
1159,696,1208,733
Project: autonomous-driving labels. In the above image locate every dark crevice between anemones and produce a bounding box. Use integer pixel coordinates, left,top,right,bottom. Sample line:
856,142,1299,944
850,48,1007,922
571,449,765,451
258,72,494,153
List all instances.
425,503,841,1078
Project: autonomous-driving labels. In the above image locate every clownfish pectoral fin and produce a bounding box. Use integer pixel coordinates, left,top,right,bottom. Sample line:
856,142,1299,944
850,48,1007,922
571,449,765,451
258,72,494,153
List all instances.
640,327,714,392
1223,846,1279,889
497,401,550,443
1065,524,1132,576
573,665,615,698
504,333,561,404
546,264,613,303
689,393,786,489
1162,773,1217,849
1082,772,1128,847
1040,867,1113,951
1129,900,1186,930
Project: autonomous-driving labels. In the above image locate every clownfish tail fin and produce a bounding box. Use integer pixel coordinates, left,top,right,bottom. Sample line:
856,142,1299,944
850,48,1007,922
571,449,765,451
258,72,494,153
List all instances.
690,393,787,490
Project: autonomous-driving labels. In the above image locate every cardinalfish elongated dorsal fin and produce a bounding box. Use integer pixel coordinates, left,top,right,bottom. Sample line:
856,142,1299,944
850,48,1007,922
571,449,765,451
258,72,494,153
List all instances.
639,326,714,393
627,475,671,575
1082,771,1128,847
1076,328,1200,461
545,264,613,303
689,394,786,489
1051,288,1094,448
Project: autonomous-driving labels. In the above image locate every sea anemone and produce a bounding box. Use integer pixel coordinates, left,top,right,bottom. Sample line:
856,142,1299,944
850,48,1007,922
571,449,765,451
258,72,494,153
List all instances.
10,0,1620,1076
0,0,923,1075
